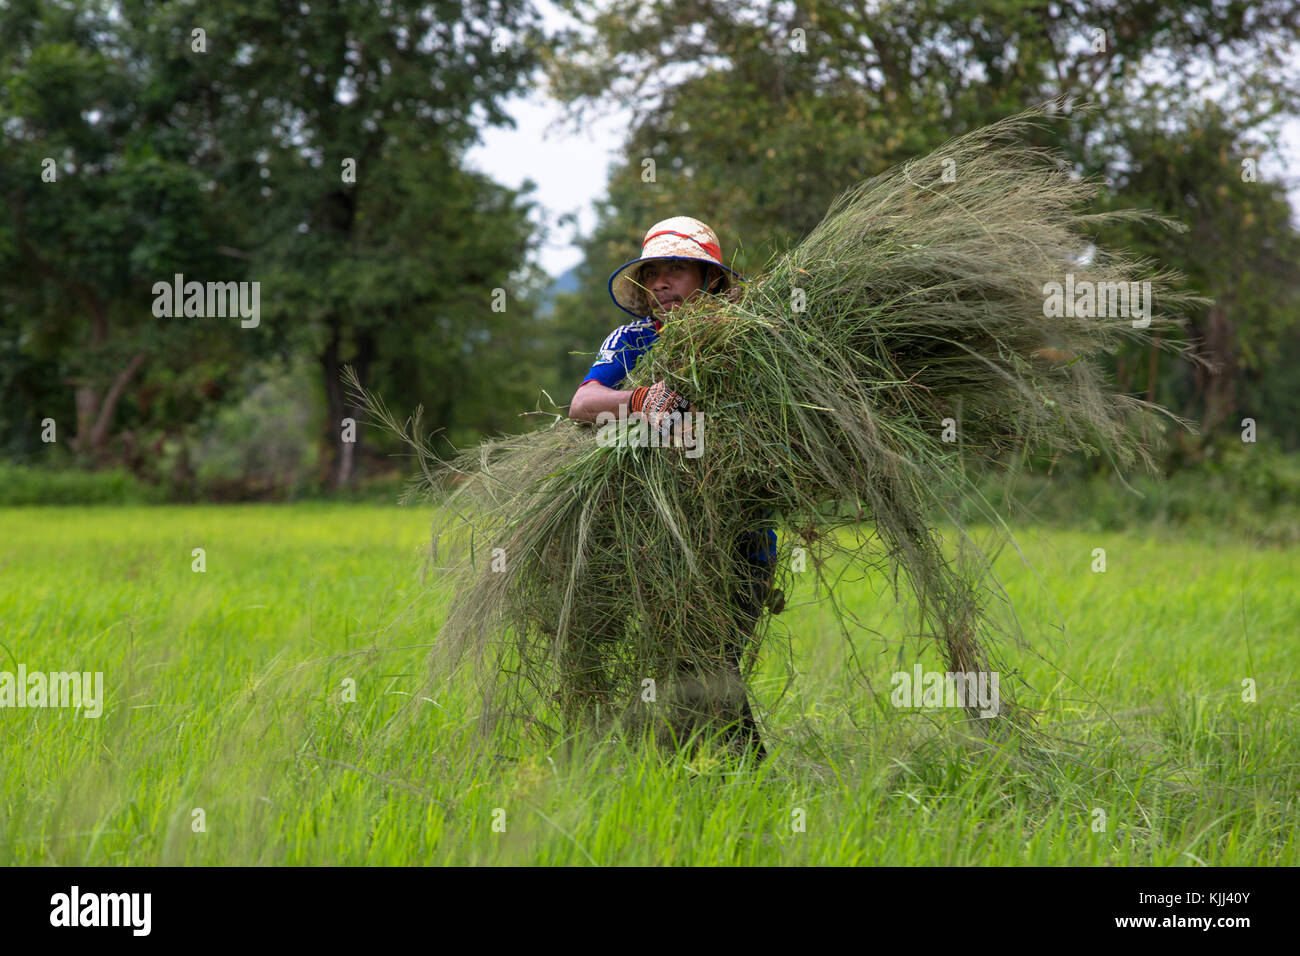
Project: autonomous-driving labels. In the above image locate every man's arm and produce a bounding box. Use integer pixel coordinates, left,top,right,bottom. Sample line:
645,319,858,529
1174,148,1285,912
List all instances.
568,380,633,423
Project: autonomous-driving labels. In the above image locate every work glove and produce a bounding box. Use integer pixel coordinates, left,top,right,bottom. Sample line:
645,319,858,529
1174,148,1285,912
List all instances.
628,381,694,442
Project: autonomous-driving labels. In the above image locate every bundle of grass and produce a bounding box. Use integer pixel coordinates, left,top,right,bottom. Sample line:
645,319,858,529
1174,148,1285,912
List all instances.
353,108,1204,752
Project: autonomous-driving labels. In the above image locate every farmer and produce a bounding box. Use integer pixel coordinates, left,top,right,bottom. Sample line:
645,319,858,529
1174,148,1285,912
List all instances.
568,215,778,760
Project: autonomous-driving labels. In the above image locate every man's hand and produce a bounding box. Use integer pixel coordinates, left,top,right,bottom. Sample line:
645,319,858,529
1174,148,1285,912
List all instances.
630,381,696,444
569,380,698,447
629,382,691,419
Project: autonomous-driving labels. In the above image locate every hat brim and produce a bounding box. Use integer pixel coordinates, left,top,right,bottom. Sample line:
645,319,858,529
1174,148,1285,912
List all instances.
607,256,744,319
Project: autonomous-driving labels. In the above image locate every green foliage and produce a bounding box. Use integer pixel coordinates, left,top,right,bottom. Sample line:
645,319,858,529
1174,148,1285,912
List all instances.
1090,103,1300,451
0,0,555,486
0,462,164,505
972,446,1300,545
3,0,1298,494
191,360,323,500
2,504,1297,864
545,0,1300,454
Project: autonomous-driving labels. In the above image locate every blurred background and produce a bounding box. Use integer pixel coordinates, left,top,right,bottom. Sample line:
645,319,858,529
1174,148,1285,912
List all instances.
3,0,1298,536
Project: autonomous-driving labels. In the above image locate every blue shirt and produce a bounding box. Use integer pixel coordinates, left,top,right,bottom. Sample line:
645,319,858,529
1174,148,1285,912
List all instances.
580,316,662,388
581,318,778,566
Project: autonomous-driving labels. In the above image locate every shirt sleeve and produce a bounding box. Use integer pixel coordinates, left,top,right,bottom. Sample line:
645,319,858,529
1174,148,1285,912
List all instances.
580,323,654,388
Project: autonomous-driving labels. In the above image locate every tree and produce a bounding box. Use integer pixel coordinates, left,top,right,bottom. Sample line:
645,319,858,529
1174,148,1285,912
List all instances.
0,8,247,467
542,0,1300,453
120,0,549,487
1091,102,1300,452
1,0,553,489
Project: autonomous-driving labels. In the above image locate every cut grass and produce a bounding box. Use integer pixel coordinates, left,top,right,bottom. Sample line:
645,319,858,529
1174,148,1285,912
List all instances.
361,109,1209,736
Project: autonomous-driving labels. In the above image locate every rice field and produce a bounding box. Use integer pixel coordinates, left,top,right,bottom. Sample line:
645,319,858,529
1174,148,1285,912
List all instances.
1,504,1296,865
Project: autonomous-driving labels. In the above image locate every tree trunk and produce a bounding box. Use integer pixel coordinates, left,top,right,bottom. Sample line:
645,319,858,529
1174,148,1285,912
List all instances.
20,207,147,467
71,382,99,460
69,299,109,463
88,352,149,460
68,319,148,465
1145,333,1160,406
319,317,377,491
320,318,346,489
1196,303,1236,439
341,328,376,488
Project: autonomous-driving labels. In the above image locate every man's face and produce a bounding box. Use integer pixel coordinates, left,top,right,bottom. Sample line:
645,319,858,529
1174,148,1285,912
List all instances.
641,259,706,316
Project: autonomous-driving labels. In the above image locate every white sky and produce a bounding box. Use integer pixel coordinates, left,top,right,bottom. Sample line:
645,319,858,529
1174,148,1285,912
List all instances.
464,2,1300,278
465,85,630,277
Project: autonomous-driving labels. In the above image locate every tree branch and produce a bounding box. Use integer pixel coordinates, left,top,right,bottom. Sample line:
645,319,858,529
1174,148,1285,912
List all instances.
89,351,150,453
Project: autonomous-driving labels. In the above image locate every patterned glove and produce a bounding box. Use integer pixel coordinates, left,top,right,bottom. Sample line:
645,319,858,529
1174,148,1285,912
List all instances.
628,381,694,442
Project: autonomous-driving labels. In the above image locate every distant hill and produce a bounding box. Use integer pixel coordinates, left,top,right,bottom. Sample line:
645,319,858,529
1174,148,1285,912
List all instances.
538,265,580,316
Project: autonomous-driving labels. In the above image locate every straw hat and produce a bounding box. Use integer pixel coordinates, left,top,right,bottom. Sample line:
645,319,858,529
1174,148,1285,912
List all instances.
608,216,742,318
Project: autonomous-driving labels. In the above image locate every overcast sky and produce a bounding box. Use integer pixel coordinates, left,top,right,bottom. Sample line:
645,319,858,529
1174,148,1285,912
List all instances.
464,2,1300,278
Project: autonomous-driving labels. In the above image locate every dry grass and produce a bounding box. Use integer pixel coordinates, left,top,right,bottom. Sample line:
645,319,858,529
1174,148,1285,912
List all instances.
350,106,1208,755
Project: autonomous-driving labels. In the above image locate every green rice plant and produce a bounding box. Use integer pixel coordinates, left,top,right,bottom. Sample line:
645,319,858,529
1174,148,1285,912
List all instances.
2,506,1295,864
